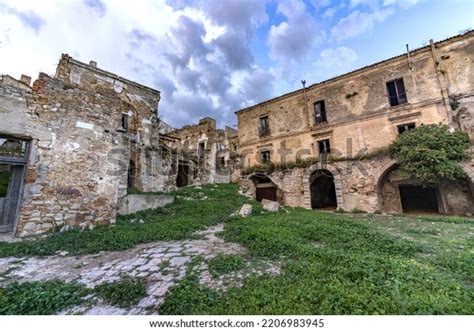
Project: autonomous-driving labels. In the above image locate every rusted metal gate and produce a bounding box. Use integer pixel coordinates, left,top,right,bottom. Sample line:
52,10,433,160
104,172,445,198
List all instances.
0,136,29,233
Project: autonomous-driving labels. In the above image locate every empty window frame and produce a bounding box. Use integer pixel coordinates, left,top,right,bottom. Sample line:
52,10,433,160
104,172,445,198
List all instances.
260,150,271,163
314,100,327,124
397,123,416,134
198,142,205,157
120,114,129,132
386,78,407,107
318,139,331,155
259,116,270,136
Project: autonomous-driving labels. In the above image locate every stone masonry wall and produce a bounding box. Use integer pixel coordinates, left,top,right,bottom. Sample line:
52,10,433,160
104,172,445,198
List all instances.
0,55,168,237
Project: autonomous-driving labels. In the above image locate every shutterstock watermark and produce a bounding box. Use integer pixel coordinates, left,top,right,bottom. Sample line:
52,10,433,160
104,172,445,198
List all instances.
105,137,378,179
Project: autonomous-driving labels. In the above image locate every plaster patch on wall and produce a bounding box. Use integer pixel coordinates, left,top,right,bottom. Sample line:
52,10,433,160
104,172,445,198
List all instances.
76,121,94,130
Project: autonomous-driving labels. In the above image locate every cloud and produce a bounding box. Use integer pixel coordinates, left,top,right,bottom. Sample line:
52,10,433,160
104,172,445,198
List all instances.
0,0,276,128
331,8,395,41
84,0,107,16
383,0,421,9
315,46,358,73
202,0,268,37
239,68,275,104
349,0,379,9
268,0,321,62
0,3,44,33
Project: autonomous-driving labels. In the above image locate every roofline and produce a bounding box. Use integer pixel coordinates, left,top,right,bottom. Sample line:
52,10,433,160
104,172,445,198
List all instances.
66,56,161,96
235,30,474,115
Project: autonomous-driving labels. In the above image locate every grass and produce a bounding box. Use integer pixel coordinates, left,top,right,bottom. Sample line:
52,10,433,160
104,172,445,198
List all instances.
0,280,88,315
95,277,147,308
0,184,472,314
207,254,246,278
0,184,249,257
0,277,149,314
161,205,473,314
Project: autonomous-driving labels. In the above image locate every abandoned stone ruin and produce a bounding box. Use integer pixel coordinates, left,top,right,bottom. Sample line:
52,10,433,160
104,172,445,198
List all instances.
0,55,236,237
238,32,473,215
0,31,473,238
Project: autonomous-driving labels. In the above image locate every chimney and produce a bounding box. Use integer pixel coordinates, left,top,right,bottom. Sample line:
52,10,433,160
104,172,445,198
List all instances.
89,60,97,69
20,74,31,86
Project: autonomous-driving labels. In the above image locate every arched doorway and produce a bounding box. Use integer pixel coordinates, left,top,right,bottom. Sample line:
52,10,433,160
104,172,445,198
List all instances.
250,174,277,202
377,164,442,214
310,170,337,209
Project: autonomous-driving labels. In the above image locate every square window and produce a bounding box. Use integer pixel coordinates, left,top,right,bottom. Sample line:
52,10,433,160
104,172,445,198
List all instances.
120,114,129,132
260,150,271,163
397,123,416,134
314,100,327,124
259,116,270,136
386,78,407,107
318,139,331,155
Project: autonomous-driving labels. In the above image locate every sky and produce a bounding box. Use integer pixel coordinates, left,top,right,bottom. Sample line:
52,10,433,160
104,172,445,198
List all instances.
0,0,473,129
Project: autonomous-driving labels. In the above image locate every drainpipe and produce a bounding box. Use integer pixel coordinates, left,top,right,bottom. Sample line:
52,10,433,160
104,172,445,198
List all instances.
301,80,310,128
429,39,452,124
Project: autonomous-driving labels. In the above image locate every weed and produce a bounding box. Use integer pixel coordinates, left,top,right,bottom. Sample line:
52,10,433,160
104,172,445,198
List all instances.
207,254,246,277
0,280,89,315
95,278,147,308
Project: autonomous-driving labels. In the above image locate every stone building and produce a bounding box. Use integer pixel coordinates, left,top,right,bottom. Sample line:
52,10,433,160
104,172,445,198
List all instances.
0,54,174,237
166,117,239,187
237,31,474,215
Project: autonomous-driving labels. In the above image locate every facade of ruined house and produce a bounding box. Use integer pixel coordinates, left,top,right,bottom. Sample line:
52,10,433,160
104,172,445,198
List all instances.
166,117,239,187
237,32,474,216
0,54,174,237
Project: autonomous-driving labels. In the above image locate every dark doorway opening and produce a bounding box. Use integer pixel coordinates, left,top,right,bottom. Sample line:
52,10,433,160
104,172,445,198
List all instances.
251,174,277,202
310,170,337,209
399,185,439,213
127,160,135,189
177,163,189,187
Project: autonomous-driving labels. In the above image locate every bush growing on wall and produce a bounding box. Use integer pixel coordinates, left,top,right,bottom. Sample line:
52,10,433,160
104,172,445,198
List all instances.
388,124,470,186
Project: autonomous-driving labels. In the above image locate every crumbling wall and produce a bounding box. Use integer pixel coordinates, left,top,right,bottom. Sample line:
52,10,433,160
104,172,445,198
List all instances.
167,117,238,186
0,54,170,237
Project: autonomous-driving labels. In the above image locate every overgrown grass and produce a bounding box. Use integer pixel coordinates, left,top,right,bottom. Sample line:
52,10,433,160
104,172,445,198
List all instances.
161,208,474,314
95,277,147,308
0,280,89,315
0,184,249,257
207,254,246,277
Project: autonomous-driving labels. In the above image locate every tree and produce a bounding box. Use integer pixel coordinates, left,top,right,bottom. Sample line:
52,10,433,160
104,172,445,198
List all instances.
388,124,471,186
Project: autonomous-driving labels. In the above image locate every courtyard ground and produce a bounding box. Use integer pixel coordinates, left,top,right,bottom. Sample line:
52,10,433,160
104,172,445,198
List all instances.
0,184,472,315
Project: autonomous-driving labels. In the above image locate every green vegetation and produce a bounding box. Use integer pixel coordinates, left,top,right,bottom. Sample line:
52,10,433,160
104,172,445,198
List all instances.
389,124,470,186
161,207,473,314
95,278,147,308
0,184,472,314
0,280,88,315
0,170,10,197
0,184,249,257
207,254,246,277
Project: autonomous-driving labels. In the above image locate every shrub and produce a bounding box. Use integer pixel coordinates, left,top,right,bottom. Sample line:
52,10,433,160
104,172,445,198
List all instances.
389,124,470,186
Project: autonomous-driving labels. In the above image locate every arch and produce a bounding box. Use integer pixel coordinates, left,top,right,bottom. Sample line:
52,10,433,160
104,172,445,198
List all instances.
302,163,343,209
374,160,398,212
376,161,445,214
249,173,278,202
309,169,337,209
